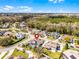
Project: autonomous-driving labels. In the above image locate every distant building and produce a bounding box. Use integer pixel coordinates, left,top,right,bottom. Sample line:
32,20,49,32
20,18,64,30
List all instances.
51,32,60,39
32,29,40,34
17,56,25,59
3,32,13,36
39,54,50,59
16,47,24,51
45,32,60,39
63,50,79,59
39,57,50,59
39,31,46,38
56,44,60,51
16,33,25,39
29,40,36,48
43,41,57,50
8,56,14,59
20,22,26,28
9,56,25,59
2,23,9,28
29,39,44,48
0,31,6,36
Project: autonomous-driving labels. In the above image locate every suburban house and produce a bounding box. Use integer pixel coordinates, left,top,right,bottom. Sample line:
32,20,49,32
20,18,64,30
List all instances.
0,30,6,36
2,23,9,28
16,33,25,39
20,22,26,28
3,32,13,36
63,50,79,59
43,41,58,51
28,39,44,48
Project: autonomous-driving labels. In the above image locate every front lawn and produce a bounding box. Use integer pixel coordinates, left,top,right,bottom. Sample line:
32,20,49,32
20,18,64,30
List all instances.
47,36,54,40
1,51,9,59
43,48,61,59
12,49,28,59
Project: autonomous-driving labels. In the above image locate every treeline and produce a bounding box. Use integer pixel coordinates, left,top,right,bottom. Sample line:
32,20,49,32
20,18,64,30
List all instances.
0,15,30,23
0,15,79,36
26,16,79,36
0,15,79,23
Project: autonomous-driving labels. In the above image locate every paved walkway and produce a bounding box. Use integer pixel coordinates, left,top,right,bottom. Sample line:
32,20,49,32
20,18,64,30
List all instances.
4,49,15,59
0,51,7,59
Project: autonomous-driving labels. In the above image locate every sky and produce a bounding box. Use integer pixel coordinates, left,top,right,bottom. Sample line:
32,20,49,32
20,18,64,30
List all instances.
0,0,79,13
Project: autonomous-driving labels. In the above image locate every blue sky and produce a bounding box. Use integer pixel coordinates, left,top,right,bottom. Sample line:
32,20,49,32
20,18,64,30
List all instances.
0,0,79,13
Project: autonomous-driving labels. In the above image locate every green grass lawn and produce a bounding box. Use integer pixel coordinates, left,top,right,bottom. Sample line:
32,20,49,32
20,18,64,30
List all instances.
24,46,37,56
47,36,54,40
24,44,62,59
12,49,28,59
43,48,61,59
1,51,9,59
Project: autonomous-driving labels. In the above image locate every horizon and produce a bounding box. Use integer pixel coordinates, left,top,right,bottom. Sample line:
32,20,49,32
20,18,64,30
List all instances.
0,12,79,14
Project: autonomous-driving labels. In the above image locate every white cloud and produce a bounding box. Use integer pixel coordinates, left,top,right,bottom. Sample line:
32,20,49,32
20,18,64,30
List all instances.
0,5,32,13
38,10,44,13
18,6,32,12
18,9,31,13
37,10,52,13
47,10,52,13
49,0,64,3
59,0,64,2
19,6,30,9
49,0,53,2
58,9,70,13
3,5,14,11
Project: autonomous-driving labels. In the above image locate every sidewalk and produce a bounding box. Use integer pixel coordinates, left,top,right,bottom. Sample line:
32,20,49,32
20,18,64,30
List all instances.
0,51,7,59
4,49,15,59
